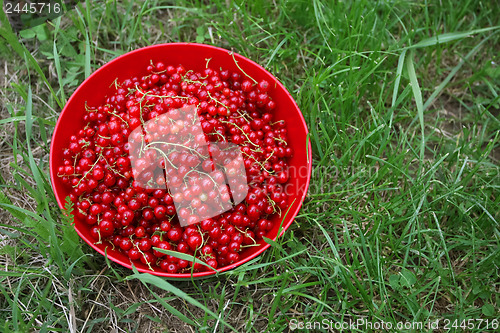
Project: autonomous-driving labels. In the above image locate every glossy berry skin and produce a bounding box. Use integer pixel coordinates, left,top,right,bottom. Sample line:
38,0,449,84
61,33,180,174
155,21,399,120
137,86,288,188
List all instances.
119,238,133,251
168,227,182,242
138,238,152,252
187,234,202,250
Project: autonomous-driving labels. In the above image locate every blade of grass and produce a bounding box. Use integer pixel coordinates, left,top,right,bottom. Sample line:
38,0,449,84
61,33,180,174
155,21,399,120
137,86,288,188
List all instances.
53,17,66,104
265,35,288,69
406,51,425,163
74,7,92,78
128,268,237,332
423,33,495,110
144,290,198,326
408,26,499,49
268,271,289,320
151,248,217,272
392,49,407,109
312,0,333,52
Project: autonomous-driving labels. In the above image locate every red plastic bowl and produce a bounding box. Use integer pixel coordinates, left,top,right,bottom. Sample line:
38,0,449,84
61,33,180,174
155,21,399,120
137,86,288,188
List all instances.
50,43,311,278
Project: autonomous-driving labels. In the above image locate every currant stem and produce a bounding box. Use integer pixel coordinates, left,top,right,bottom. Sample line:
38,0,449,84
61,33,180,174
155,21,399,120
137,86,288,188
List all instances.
218,120,260,148
274,137,288,146
75,153,103,187
229,52,258,84
145,146,178,169
144,141,205,158
241,151,274,174
207,91,229,111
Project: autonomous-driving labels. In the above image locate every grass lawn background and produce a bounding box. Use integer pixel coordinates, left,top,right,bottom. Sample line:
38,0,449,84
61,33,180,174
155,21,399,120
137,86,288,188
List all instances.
0,0,498,332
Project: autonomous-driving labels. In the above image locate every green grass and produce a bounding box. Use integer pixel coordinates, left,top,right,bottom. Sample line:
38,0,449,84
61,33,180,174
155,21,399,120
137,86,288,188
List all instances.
0,0,499,332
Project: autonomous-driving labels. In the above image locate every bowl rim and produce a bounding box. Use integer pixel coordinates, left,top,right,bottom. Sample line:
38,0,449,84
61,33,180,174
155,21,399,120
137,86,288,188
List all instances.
50,42,312,279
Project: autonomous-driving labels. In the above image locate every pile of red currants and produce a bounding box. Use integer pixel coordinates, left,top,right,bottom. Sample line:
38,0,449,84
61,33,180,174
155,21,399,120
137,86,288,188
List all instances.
57,61,292,273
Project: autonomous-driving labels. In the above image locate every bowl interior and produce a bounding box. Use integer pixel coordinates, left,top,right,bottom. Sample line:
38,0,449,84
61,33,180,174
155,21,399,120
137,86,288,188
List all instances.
50,43,311,278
